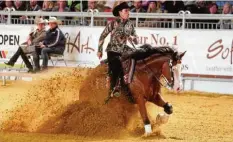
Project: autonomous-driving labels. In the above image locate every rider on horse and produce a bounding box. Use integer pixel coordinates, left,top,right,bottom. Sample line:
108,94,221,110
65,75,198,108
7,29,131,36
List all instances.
97,2,138,103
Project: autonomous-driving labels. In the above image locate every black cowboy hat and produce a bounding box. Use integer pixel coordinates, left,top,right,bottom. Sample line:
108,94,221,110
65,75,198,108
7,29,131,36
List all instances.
112,2,130,17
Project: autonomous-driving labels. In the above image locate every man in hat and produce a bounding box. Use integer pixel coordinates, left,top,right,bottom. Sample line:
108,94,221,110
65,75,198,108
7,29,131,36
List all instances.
39,17,66,70
97,2,138,103
5,18,47,73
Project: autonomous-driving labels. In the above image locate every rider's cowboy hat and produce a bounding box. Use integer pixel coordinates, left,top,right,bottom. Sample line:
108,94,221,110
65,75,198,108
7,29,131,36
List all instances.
112,2,130,17
48,17,61,25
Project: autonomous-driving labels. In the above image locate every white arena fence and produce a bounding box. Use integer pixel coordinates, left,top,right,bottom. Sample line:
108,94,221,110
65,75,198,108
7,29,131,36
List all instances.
0,10,232,29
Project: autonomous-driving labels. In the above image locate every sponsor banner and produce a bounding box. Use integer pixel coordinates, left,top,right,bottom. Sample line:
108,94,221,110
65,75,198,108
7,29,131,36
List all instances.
0,25,232,76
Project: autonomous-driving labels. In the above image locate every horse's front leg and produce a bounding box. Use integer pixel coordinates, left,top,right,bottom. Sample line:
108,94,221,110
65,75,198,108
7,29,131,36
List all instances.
136,97,152,135
153,92,173,115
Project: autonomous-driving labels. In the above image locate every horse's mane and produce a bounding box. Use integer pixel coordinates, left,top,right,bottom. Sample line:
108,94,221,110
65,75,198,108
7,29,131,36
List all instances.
126,44,177,61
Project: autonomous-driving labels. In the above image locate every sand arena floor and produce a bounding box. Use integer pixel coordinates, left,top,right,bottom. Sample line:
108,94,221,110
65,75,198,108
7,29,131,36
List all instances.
0,67,232,142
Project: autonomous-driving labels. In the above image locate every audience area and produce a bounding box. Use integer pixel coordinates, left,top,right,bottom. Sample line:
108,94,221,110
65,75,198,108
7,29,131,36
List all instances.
0,0,232,29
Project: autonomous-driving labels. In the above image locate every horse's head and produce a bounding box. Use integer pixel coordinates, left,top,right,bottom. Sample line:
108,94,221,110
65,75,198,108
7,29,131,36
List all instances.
161,51,186,91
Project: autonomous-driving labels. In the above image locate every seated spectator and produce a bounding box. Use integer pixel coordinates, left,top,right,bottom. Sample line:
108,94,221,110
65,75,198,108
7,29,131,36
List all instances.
52,0,70,25
14,0,25,11
143,1,160,27
221,2,232,29
3,0,15,11
205,3,219,29
39,17,66,70
20,0,41,24
209,3,218,14
103,0,115,23
42,0,54,11
141,0,150,10
163,0,184,13
27,0,41,11
84,0,97,11
4,18,47,73
131,0,146,22
147,1,160,13
52,0,69,12
131,0,146,13
222,2,232,14
12,0,26,24
1,0,15,23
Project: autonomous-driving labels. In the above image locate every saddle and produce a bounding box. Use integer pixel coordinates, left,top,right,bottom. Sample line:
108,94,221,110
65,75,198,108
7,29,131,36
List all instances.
101,58,136,84
101,44,156,84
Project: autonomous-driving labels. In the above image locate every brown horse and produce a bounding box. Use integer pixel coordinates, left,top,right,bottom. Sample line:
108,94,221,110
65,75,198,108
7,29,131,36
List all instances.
111,45,186,135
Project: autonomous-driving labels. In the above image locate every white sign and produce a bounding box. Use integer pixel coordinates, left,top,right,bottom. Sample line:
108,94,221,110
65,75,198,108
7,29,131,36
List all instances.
0,25,232,76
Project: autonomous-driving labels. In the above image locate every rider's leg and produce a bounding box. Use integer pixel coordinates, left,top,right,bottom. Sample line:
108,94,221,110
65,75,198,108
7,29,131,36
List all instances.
107,52,121,95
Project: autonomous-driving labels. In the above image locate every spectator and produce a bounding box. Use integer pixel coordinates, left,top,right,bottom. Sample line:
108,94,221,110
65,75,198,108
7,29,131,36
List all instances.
12,0,26,24
20,0,41,24
131,0,146,13
14,0,26,11
4,18,47,73
143,1,160,27
220,2,232,29
42,0,54,11
216,1,233,11
39,17,66,70
27,0,41,11
205,3,219,29
141,0,150,10
52,0,69,25
147,1,159,13
162,0,184,13
103,0,115,23
131,0,146,22
222,2,232,14
52,0,69,12
1,0,14,23
84,0,97,11
209,3,218,14
3,0,15,11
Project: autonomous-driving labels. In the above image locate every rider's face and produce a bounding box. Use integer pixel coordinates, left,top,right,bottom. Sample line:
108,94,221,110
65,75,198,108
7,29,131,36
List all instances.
119,8,130,20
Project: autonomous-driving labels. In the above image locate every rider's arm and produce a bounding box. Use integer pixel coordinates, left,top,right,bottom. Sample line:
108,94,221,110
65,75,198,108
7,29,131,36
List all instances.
131,23,139,45
98,21,114,53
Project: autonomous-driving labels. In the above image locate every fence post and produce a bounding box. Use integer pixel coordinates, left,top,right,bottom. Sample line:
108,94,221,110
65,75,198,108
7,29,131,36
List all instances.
136,14,138,28
178,11,185,30
87,9,94,27
184,11,191,30
7,10,11,24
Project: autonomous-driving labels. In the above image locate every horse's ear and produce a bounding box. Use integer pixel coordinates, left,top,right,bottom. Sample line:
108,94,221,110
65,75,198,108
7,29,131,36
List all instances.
179,51,186,59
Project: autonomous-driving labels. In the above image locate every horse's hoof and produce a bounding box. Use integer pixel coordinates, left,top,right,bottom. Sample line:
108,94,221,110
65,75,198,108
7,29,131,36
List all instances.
156,113,169,125
142,132,153,138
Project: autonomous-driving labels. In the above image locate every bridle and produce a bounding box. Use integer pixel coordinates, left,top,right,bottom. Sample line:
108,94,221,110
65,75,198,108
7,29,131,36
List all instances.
142,58,175,89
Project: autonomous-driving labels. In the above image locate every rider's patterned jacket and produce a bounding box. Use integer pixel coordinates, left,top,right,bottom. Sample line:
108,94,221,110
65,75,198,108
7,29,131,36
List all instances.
98,18,138,54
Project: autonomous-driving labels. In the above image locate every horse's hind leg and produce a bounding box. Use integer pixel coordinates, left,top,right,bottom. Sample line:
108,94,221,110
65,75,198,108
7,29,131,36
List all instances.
137,97,152,135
